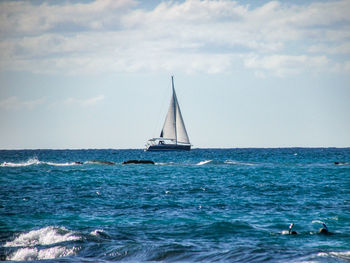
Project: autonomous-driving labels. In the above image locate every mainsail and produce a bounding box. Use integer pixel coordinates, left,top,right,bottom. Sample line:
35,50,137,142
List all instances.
160,76,190,144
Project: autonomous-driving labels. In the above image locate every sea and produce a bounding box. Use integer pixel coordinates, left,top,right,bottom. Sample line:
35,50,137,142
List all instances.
0,148,350,263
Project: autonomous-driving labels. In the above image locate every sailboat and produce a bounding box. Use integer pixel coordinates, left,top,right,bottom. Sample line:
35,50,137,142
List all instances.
145,76,191,151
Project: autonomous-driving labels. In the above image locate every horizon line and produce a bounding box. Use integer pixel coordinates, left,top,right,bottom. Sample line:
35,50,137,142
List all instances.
0,146,349,151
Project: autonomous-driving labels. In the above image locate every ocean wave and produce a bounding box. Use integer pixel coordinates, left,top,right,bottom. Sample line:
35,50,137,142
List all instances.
153,159,258,166
0,157,41,167
0,157,81,167
197,160,212,166
90,229,110,239
311,220,325,225
189,221,255,238
4,226,81,247
195,160,257,166
155,162,175,165
317,251,350,261
4,226,81,261
224,160,256,166
45,161,80,166
84,160,115,165
7,246,77,261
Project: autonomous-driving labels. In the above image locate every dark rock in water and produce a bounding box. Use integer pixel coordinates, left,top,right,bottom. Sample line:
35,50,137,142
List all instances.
90,160,115,165
74,161,83,165
122,160,155,165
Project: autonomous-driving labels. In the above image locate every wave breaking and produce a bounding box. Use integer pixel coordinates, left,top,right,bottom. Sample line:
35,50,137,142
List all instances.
0,158,116,167
4,226,81,247
7,246,77,261
4,226,82,261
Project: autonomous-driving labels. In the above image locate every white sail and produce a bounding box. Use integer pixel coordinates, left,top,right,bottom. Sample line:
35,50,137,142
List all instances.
160,76,190,144
174,91,190,144
160,90,176,140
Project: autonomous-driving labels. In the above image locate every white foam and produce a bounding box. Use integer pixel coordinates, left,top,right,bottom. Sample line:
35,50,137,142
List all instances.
225,160,240,165
45,162,78,166
197,160,212,166
311,220,324,224
327,216,339,221
0,158,83,167
4,226,81,247
0,157,40,167
7,246,76,261
155,162,167,165
329,251,350,258
90,229,110,239
292,251,350,263
317,251,350,260
90,229,106,236
225,160,255,166
155,162,175,165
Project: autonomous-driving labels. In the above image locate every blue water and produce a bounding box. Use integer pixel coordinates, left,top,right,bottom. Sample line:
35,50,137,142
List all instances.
1,148,350,262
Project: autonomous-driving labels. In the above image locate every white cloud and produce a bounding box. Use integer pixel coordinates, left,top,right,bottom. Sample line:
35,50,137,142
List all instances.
309,43,350,54
0,0,349,76
0,0,136,37
64,95,105,107
244,54,329,76
0,96,46,110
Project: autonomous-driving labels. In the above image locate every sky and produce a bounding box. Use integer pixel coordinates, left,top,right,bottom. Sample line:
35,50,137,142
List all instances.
0,0,349,149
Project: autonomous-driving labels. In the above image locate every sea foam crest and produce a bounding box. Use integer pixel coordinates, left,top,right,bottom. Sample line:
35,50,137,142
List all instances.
90,229,110,238
45,161,79,166
317,251,350,260
7,246,76,261
155,161,175,165
225,160,255,166
4,226,81,247
0,157,40,167
311,220,325,224
197,160,212,166
0,158,81,167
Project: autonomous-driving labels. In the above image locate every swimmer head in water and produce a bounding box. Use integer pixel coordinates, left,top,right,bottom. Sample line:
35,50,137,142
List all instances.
319,223,329,234
289,223,297,235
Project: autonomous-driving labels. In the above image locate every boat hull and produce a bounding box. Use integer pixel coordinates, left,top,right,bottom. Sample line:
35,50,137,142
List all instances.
146,144,191,151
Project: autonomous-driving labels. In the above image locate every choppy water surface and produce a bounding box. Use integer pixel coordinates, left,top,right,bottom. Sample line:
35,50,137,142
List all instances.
1,148,350,262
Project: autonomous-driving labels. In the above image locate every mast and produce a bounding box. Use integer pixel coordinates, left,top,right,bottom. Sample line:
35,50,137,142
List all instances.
172,76,177,144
